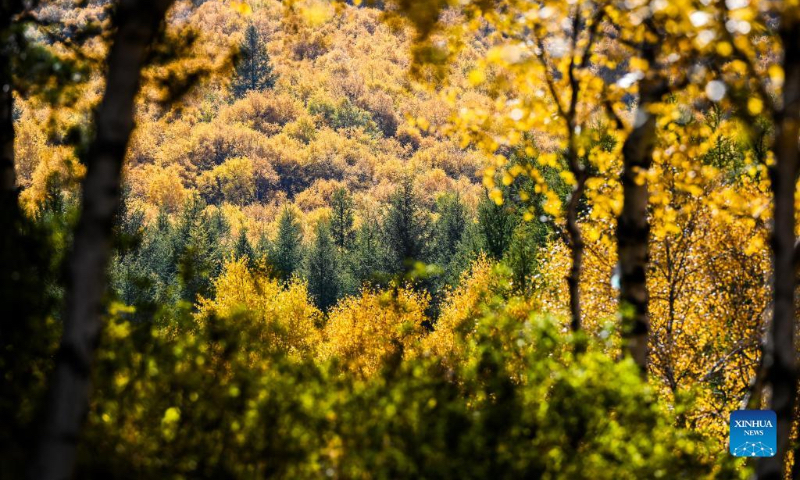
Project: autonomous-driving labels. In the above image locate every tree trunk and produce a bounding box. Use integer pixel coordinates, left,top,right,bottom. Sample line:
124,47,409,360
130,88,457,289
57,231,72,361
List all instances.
29,0,174,478
757,14,800,480
792,377,800,480
566,146,586,332
0,0,23,200
618,42,663,373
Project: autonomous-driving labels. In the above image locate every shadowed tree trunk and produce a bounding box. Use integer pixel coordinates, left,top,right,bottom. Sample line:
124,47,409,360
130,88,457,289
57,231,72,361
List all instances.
29,0,174,478
565,143,587,332
617,41,665,373
757,13,800,480
0,0,23,201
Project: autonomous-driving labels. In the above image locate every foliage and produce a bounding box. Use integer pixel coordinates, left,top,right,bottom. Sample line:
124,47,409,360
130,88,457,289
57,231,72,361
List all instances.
320,286,429,378
198,258,322,357
72,259,746,479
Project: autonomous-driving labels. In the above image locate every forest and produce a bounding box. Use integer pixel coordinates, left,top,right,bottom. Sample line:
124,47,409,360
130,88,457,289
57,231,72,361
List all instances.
0,0,798,478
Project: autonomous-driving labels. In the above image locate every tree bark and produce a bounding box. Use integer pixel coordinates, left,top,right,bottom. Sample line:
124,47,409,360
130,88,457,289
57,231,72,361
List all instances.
29,0,174,478
757,14,800,480
792,377,800,480
0,0,23,200
618,42,664,373
566,146,586,332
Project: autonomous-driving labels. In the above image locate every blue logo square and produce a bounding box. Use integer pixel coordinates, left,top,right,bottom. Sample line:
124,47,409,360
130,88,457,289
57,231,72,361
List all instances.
730,410,777,457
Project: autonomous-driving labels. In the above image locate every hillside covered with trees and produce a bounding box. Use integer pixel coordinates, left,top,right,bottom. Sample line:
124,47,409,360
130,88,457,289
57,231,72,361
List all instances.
1,0,798,478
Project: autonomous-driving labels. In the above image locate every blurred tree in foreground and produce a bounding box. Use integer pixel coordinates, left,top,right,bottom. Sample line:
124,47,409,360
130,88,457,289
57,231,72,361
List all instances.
77,260,744,479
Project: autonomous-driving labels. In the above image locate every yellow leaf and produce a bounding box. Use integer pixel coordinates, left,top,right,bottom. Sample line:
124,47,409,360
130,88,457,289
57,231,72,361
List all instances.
468,69,486,86
489,188,504,205
231,1,252,15
769,64,784,86
748,96,764,115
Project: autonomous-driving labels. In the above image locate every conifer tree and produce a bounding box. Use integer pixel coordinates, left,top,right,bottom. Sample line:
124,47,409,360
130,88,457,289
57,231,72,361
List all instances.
382,178,430,273
305,222,340,312
446,223,483,283
231,24,277,98
233,228,255,264
179,213,220,303
349,211,388,287
504,221,547,295
171,197,204,259
270,207,303,281
330,187,355,250
255,233,271,263
434,193,467,263
144,210,177,288
477,194,517,260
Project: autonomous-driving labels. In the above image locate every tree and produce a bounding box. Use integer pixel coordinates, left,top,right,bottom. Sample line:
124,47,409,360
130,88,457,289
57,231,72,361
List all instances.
31,0,177,476
349,211,388,288
696,3,800,475
382,178,430,274
305,222,340,312
749,8,800,479
477,194,516,261
431,193,475,292
434,193,467,263
527,5,603,332
255,233,271,263
0,0,21,202
231,23,276,98
146,210,178,289
233,228,255,265
178,211,226,303
601,1,700,373
198,156,256,205
614,41,661,372
765,16,800,480
504,221,547,295
320,286,429,378
2,0,95,214
330,186,355,249
170,199,229,302
270,206,304,281
111,208,176,319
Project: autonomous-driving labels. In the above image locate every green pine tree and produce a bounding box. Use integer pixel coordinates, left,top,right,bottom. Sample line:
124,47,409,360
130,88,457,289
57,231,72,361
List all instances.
178,211,226,303
503,221,548,294
330,187,355,249
269,207,304,281
135,209,178,308
382,178,430,274
477,194,517,260
304,222,340,312
348,211,389,289
448,222,484,280
232,24,277,98
255,233,271,262
434,193,467,263
233,228,256,265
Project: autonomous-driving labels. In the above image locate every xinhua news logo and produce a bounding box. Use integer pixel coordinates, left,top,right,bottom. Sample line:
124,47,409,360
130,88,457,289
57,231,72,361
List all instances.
729,410,777,457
